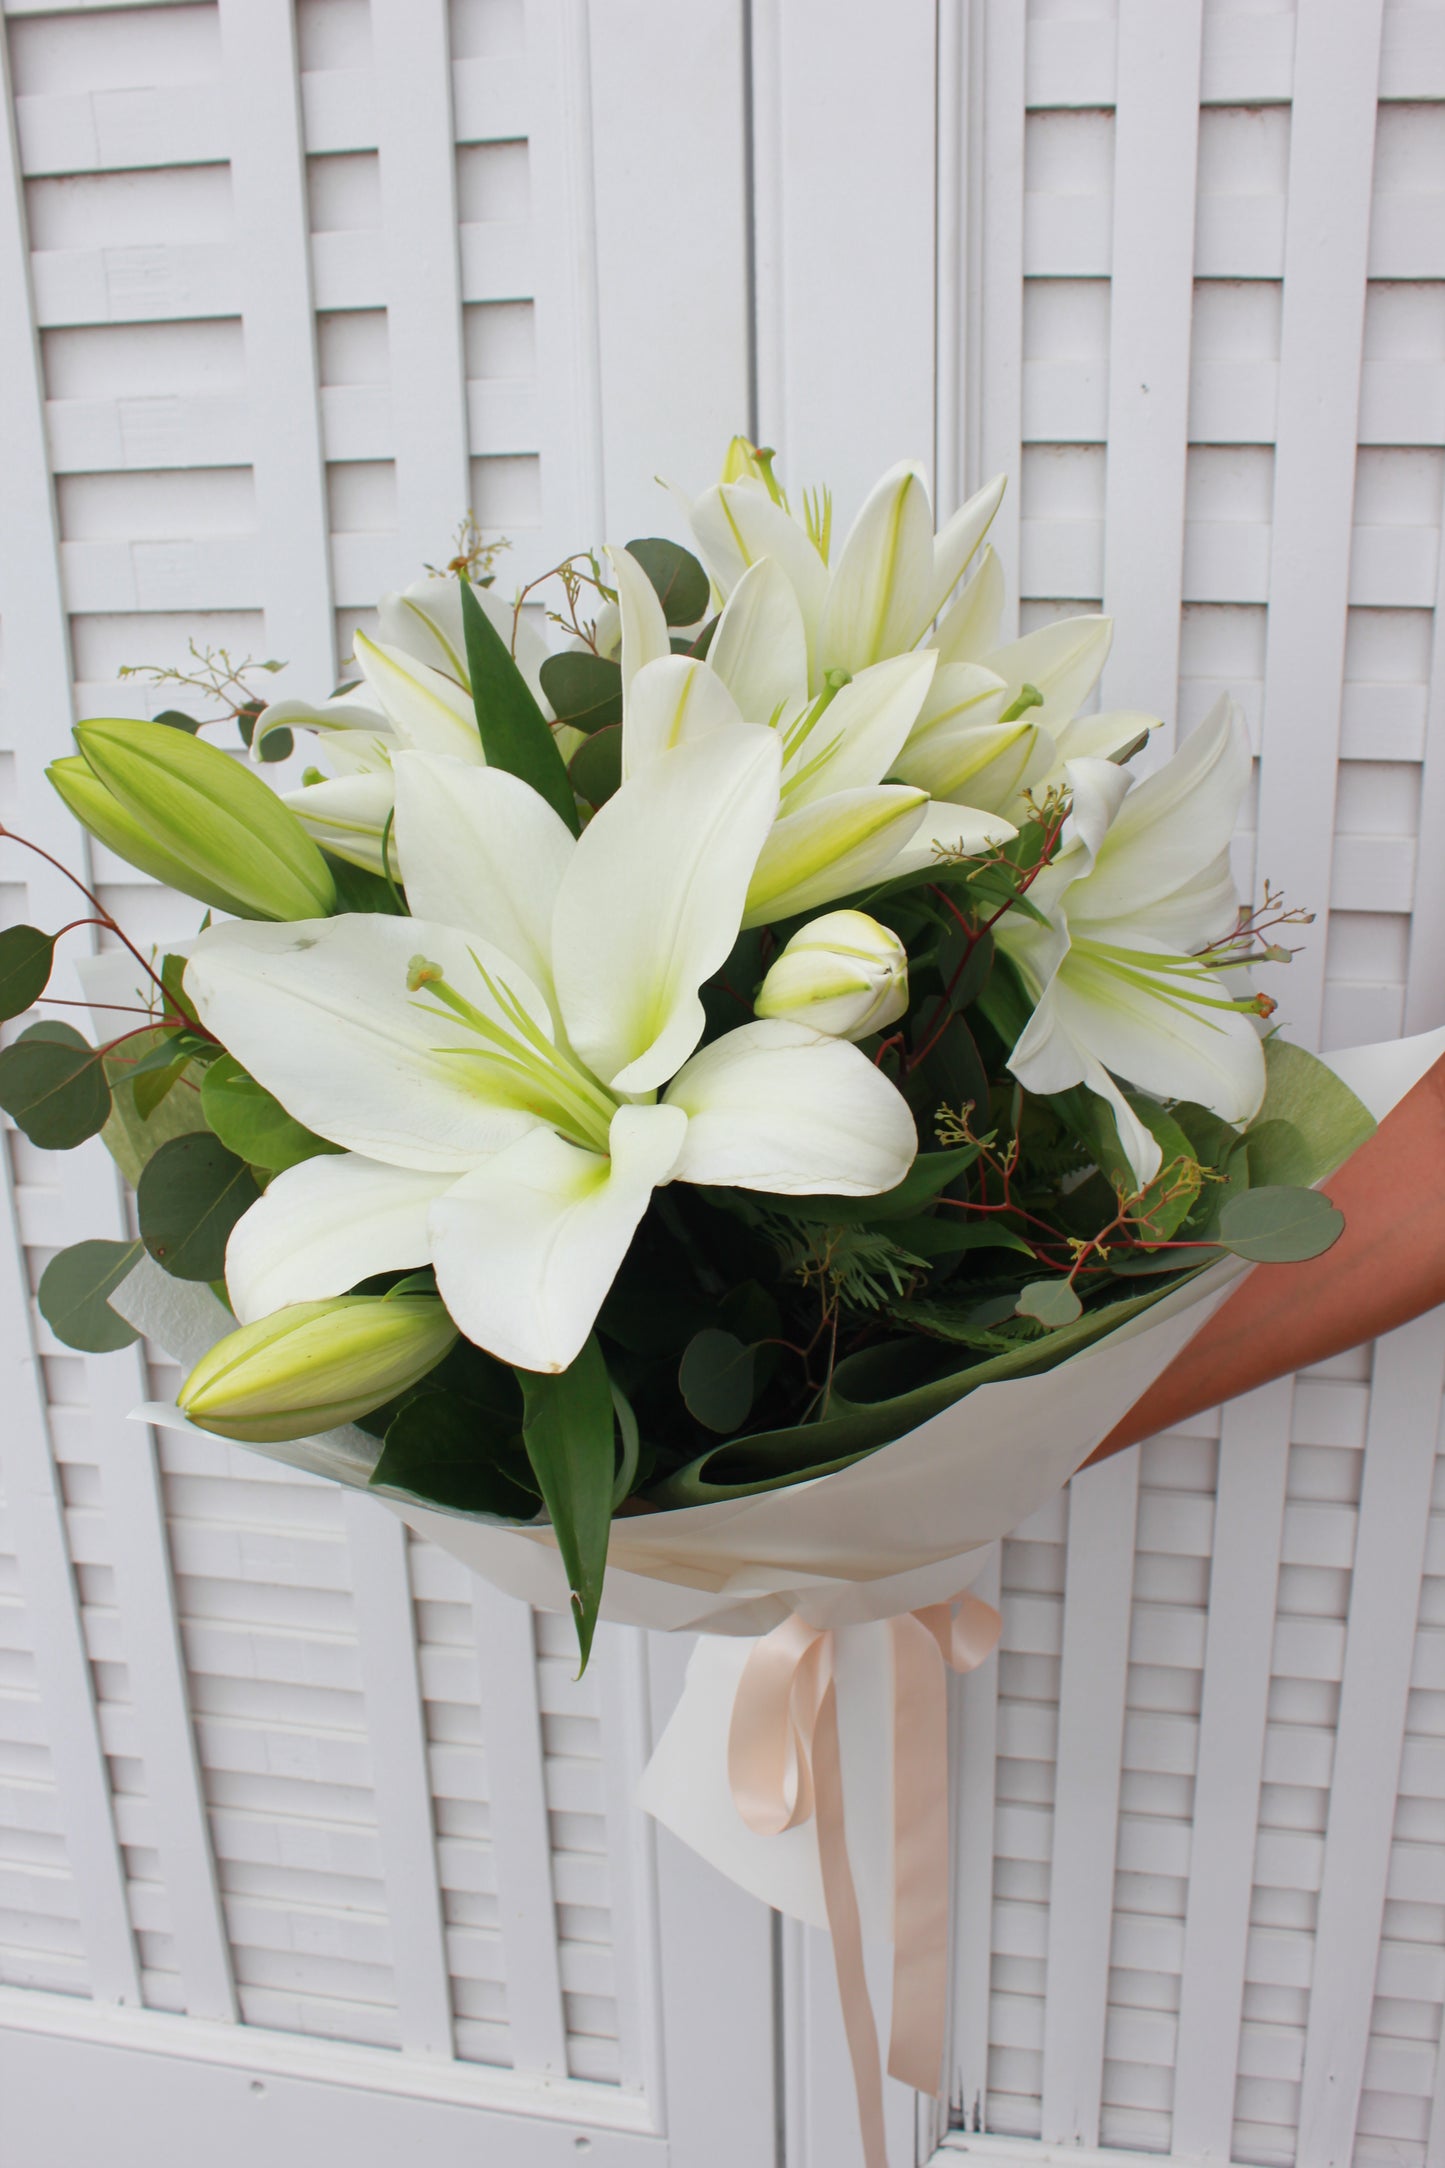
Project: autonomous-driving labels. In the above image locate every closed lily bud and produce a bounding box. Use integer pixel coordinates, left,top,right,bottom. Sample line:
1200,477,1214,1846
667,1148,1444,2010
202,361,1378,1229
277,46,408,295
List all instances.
48,754,258,917
754,909,909,1042
69,717,337,921
178,1295,458,1444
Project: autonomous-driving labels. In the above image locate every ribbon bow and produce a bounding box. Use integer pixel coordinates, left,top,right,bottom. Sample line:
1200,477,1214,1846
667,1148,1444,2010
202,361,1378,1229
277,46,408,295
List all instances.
728,1594,1002,2168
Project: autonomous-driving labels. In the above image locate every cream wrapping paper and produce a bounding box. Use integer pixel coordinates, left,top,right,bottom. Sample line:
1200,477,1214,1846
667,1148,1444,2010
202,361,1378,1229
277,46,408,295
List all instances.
109,1009,1445,1936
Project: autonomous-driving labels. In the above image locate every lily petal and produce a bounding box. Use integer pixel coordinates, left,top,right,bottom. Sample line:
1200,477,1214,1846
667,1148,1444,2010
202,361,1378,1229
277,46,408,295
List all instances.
742,785,929,927
622,656,748,780
665,1018,916,1195
186,915,556,1172
392,750,575,998
895,715,1048,812
252,690,387,759
225,1153,447,1323
884,800,1019,880
983,614,1113,734
1077,699,1250,926
1049,708,1159,770
353,632,485,762
379,575,550,707
932,546,1006,665
781,652,938,810
708,556,810,727
689,483,830,661
818,461,934,674
554,725,782,1094
428,1102,688,1372
283,772,397,877
607,544,672,705
927,472,1006,624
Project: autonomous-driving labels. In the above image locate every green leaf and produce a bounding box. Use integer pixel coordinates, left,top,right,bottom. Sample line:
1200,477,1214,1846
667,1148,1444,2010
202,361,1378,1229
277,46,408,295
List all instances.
458,575,579,834
1240,1117,1315,1189
323,851,409,915
1016,1277,1083,1328
679,1329,756,1433
624,537,710,626
888,1214,1035,1261
1248,1037,1375,1185
133,1049,192,1120
370,1389,539,1517
200,1053,341,1173
137,1131,261,1281
101,1027,210,1186
160,951,199,1027
568,723,622,809
237,705,291,762
520,1336,616,1670
153,708,200,734
0,926,57,1020
538,653,623,733
755,1140,976,1225
38,1237,144,1352
1215,1183,1345,1264
0,1021,111,1149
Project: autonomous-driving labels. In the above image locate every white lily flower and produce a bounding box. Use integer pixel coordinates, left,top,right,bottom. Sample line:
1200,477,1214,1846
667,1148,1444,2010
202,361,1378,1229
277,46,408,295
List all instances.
185,732,917,1374
610,547,1016,925
993,699,1266,1187
253,574,551,877
754,910,908,1041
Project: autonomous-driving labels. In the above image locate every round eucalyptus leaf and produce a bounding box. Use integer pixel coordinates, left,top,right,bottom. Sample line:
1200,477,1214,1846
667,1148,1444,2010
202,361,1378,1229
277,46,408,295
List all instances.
679,1328,756,1433
0,1021,111,1150
539,653,623,732
38,1238,143,1352
624,537,711,626
138,1131,260,1281
1216,1183,1344,1263
568,724,621,809
1015,1278,1083,1329
0,925,57,1021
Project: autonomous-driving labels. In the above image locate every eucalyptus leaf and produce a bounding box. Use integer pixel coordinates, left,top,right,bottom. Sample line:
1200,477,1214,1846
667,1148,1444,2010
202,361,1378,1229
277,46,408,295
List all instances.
1016,1277,1084,1328
679,1328,756,1433
1215,1183,1345,1264
102,1027,210,1186
370,1388,538,1517
0,1021,111,1149
138,1131,261,1281
1248,1038,1375,1184
459,575,579,833
38,1238,144,1352
1241,1117,1315,1189
200,1052,341,1173
538,653,623,733
0,925,56,1020
754,1140,977,1225
568,724,622,809
133,1050,192,1120
624,536,710,626
521,1336,616,1669
153,708,200,734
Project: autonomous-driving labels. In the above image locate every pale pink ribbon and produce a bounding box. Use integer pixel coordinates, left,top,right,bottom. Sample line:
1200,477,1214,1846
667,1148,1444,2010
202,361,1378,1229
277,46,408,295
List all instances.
728,1594,1002,2168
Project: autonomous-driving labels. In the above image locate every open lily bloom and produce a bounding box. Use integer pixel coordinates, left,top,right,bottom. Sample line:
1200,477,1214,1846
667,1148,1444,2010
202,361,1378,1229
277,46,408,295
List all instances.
611,547,1016,924
184,731,917,1374
251,576,549,877
994,699,1267,1186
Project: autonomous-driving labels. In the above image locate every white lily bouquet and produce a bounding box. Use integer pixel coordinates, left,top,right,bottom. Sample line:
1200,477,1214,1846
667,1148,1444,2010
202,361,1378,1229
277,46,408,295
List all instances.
7,444,1437,2161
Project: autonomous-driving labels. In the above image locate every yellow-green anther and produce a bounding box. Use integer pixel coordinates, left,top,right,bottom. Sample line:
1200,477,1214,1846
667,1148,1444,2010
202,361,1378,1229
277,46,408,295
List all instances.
71,717,337,921
178,1294,458,1444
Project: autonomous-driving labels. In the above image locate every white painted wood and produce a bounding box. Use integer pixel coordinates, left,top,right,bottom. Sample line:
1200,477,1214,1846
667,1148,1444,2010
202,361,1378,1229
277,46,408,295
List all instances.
975,0,1028,630
1040,1455,1139,2149
1170,1381,1293,2160
952,1547,1002,2136
1098,0,1203,746
343,1502,453,2059
1295,1316,1445,2167
1252,0,1385,1048
470,1581,567,2078
593,1622,665,2104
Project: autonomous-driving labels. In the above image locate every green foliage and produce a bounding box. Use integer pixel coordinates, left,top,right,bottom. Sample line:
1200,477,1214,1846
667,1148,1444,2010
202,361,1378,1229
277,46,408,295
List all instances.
101,1027,210,1187
539,653,623,733
200,1053,341,1173
0,926,56,1020
520,1337,616,1669
1214,1184,1345,1263
38,1238,144,1352
569,724,622,810
137,1131,261,1281
624,537,710,626
371,1388,539,1517
458,575,579,833
754,1141,978,1226
1247,1037,1375,1184
1016,1277,1083,1328
0,1021,111,1149
679,1329,756,1433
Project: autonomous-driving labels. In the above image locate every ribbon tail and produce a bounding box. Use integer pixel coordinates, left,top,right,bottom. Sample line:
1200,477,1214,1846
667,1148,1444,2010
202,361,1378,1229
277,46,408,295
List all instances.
812,1670,890,2168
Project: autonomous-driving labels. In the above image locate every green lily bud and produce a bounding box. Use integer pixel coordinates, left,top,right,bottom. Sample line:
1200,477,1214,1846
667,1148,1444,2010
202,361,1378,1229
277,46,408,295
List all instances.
48,754,257,917
178,1294,458,1443
754,909,909,1042
68,718,337,921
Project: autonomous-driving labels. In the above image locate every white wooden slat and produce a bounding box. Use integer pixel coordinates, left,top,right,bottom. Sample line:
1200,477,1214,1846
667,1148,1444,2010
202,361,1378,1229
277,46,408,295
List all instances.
592,1623,665,2105
586,0,748,542
1169,1379,1293,2160
468,1581,566,2078
750,0,937,519
0,28,139,2013
342,1502,453,2058
1040,1453,1139,2148
371,0,469,568
217,0,335,686
1098,0,1202,745
1405,445,1445,1032
1253,0,1385,1049
952,1547,1003,2133
978,0,1028,632
935,0,970,522
1295,1316,1445,2167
